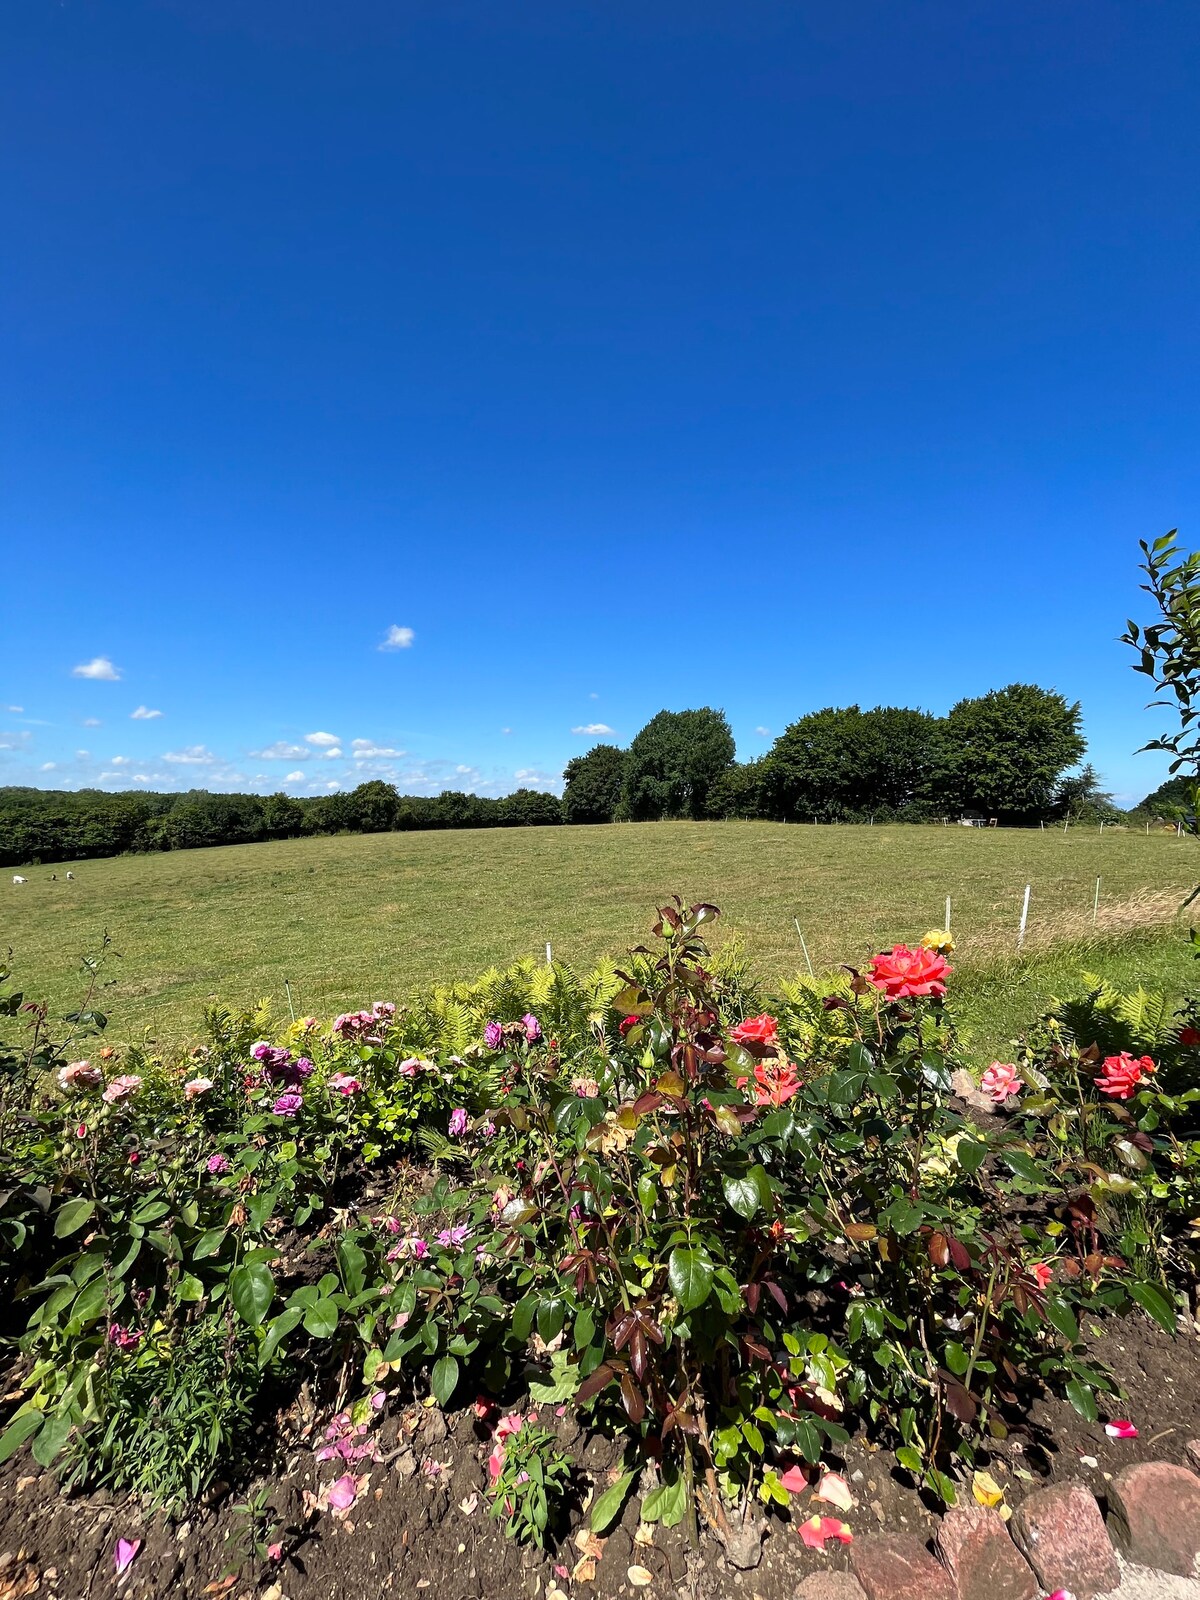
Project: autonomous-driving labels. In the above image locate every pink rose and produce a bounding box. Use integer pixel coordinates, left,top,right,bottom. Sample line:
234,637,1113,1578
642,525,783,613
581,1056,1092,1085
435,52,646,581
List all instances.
102,1074,143,1105
980,1062,1023,1103
184,1076,213,1100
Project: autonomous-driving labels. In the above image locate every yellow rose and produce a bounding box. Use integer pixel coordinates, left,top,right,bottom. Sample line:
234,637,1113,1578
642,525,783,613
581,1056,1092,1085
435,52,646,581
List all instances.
921,929,954,954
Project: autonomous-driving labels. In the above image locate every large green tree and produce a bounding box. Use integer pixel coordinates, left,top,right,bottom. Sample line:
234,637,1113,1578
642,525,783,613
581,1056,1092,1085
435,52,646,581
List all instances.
621,709,735,821
943,683,1085,824
761,705,943,822
497,787,564,826
562,744,626,824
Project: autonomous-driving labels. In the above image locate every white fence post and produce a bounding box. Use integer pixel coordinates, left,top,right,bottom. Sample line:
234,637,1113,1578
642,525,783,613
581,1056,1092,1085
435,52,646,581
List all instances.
1017,884,1031,950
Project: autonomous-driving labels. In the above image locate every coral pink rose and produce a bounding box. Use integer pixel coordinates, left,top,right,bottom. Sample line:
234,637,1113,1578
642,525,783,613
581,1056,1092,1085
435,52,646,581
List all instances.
868,945,950,1000
1095,1052,1155,1100
980,1061,1024,1103
730,1014,779,1048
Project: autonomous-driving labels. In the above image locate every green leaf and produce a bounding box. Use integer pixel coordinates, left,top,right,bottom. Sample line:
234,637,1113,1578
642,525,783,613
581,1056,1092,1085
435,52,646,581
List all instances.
431,1354,459,1406
177,1273,205,1303
668,1244,714,1313
511,1294,538,1343
895,1446,923,1475
1045,1296,1079,1346
574,1307,596,1350
191,1226,226,1260
590,1467,637,1533
303,1297,339,1338
335,1237,366,1299
536,1298,565,1344
53,1197,95,1238
31,1412,72,1468
1001,1150,1044,1185
1065,1379,1098,1423
229,1261,275,1328
944,1341,969,1376
637,1173,657,1213
956,1139,988,1174
259,1307,303,1368
641,1474,688,1528
722,1174,761,1219
0,1410,44,1465
1128,1280,1178,1335
71,1276,109,1327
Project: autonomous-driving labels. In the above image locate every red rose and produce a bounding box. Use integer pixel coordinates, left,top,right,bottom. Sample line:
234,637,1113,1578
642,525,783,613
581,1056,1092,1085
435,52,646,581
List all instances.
730,1014,779,1048
1179,1027,1200,1047
1094,1052,1155,1100
618,1014,642,1037
868,945,950,1000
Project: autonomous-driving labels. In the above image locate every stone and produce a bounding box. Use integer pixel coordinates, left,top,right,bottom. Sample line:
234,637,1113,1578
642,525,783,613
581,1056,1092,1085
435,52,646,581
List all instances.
950,1069,996,1117
1186,1439,1200,1473
1107,1460,1200,1577
1009,1481,1118,1600
935,1504,1038,1600
848,1534,956,1600
793,1576,867,1600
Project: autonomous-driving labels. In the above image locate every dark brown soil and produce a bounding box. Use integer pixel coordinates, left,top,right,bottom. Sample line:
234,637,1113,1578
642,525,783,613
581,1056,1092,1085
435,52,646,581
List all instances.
3,1309,1198,1600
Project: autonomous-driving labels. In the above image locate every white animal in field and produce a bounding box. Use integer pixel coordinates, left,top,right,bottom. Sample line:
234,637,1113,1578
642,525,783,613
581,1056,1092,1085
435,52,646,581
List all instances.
12,875,27,885
66,871,75,880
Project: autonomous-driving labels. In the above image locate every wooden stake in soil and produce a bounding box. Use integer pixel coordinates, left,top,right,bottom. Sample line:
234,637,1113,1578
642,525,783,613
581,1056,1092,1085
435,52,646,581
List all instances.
545,942,553,966
284,978,296,1023
1093,876,1101,928
945,895,951,934
1017,884,1031,950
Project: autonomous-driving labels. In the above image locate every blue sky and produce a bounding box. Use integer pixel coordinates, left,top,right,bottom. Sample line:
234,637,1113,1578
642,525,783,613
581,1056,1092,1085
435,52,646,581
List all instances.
2,1,1197,804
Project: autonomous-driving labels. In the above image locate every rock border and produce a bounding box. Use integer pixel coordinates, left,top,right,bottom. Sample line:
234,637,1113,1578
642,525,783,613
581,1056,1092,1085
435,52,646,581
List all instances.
795,1446,1200,1600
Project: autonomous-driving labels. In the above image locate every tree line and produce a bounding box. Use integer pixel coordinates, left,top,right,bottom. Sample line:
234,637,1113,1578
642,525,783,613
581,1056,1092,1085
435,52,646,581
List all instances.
0,682,1136,867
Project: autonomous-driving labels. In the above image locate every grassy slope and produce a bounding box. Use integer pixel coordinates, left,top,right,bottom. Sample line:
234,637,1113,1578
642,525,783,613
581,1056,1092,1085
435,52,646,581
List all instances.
1,821,1195,1058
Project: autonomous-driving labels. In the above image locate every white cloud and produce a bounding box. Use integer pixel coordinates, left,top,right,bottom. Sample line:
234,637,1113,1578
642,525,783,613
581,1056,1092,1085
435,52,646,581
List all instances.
455,764,474,775
305,731,340,748
589,692,600,700
325,780,341,791
3,704,22,713
755,726,771,737
514,768,558,789
110,754,131,765
501,726,513,735
133,774,150,783
76,749,90,760
379,625,415,651
351,740,406,759
40,761,56,771
163,745,217,765
82,717,101,727
131,705,163,720
251,741,308,760
284,770,305,783
323,746,343,759
72,656,122,681
571,723,615,736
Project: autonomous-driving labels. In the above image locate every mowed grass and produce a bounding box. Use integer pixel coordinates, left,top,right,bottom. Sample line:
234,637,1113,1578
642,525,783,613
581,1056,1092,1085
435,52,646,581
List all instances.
2,821,1197,1059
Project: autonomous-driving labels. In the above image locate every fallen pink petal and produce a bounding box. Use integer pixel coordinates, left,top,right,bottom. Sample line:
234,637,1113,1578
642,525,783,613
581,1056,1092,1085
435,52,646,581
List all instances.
1104,1419,1138,1438
778,1465,808,1494
326,1473,358,1510
815,1470,854,1510
798,1515,853,1549
113,1538,142,1576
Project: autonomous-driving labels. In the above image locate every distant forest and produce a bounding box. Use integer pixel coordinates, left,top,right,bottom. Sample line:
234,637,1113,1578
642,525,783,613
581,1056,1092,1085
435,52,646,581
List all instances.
0,684,1179,867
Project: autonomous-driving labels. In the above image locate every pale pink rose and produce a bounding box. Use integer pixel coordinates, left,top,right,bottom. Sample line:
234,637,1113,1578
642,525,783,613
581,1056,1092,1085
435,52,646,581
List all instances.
102,1074,143,1105
980,1061,1023,1104
58,1060,102,1091
184,1076,213,1100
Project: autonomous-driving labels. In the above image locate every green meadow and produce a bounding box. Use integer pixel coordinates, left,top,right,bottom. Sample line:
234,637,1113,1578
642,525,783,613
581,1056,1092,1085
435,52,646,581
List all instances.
3,820,1195,1060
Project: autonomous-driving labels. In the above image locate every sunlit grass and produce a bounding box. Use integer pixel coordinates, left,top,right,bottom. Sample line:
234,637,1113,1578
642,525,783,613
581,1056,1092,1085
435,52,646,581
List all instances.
1,820,1194,1060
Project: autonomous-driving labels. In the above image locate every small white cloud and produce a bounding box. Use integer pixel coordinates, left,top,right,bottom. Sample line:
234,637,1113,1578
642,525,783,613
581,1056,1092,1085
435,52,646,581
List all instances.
589,692,599,700
82,717,101,727
501,726,513,735
76,749,90,759
322,746,343,759
755,726,771,737
131,705,163,720
571,723,615,736
72,656,122,681
455,764,473,775
351,740,406,759
379,624,415,651
252,741,308,760
3,704,22,713
325,779,341,792
163,744,216,765
110,754,131,765
133,773,150,783
305,731,340,748
40,761,57,771
284,770,305,782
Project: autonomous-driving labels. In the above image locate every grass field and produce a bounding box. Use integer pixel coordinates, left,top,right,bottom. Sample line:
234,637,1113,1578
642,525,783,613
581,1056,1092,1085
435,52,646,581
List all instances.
2,821,1197,1060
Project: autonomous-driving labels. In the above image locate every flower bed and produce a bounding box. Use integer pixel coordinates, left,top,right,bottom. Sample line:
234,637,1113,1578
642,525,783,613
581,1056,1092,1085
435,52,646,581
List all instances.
0,901,1198,1595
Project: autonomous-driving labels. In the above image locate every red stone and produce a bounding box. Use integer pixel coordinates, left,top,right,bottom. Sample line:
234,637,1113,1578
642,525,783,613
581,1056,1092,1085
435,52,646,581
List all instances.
793,1576,868,1600
1107,1460,1200,1577
848,1534,956,1600
935,1504,1038,1600
1009,1481,1118,1600
1186,1438,1200,1474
